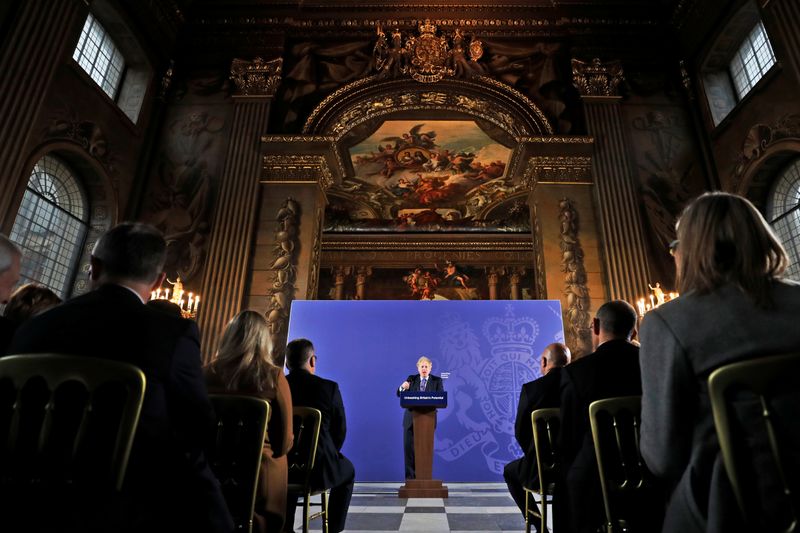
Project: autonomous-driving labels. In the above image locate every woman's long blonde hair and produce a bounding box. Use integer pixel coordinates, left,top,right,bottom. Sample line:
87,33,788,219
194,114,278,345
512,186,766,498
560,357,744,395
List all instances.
676,191,788,307
209,310,278,392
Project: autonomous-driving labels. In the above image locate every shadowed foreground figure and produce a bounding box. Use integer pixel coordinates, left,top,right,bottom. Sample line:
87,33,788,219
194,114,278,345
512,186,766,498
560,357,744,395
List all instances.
640,192,800,533
8,222,233,533
555,300,650,533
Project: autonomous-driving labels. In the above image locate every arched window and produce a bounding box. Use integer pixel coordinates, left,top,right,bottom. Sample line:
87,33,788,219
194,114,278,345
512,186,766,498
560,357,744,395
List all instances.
9,155,90,298
767,158,800,281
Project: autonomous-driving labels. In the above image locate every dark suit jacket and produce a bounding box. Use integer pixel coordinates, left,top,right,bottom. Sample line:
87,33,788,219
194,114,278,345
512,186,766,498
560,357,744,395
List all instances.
640,281,800,533
286,368,351,490
8,283,232,532
399,373,444,429
0,315,15,356
514,367,563,487
558,339,642,533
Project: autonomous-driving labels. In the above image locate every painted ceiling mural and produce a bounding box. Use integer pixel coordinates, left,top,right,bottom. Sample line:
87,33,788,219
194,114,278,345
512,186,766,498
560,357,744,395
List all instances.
325,119,530,232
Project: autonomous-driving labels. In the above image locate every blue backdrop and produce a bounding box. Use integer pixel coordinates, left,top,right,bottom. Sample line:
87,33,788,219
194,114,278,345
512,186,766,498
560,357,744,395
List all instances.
286,300,565,482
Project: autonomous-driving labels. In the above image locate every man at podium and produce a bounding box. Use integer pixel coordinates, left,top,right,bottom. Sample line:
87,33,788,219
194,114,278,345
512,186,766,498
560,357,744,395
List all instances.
397,356,444,479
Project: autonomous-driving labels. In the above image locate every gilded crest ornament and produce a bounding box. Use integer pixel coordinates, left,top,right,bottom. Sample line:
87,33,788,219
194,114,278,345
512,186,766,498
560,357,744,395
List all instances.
406,20,453,83
373,20,484,83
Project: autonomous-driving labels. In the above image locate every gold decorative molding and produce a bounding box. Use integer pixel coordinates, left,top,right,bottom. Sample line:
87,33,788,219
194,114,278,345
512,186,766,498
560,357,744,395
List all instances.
523,156,593,189
261,135,336,143
309,206,323,299
571,57,625,97
530,200,547,299
322,239,535,251
262,155,334,190
230,57,283,97
303,76,552,137
191,15,661,31
519,136,594,144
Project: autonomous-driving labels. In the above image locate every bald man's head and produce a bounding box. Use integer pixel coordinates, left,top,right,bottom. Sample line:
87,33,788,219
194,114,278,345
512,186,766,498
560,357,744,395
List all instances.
540,342,571,375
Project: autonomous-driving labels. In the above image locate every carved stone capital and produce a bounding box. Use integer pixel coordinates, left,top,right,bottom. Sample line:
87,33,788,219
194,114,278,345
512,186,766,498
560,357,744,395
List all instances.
571,57,624,97
230,57,283,97
523,156,593,189
262,155,334,190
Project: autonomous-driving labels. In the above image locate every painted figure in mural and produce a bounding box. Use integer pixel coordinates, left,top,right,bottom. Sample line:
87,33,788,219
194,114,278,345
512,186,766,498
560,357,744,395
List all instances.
404,267,440,299
441,261,470,289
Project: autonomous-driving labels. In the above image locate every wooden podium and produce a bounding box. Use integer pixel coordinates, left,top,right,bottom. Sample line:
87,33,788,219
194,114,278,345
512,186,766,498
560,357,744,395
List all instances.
398,391,448,498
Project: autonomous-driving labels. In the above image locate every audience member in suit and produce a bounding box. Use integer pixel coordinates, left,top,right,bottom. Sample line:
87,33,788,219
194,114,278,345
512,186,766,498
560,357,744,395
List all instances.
284,338,355,533
397,355,444,479
640,192,800,533
555,300,643,533
8,222,233,533
504,343,571,528
206,310,293,533
0,234,21,355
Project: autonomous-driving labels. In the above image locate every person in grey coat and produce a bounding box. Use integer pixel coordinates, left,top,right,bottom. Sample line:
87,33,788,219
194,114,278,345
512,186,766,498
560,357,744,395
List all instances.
640,191,800,533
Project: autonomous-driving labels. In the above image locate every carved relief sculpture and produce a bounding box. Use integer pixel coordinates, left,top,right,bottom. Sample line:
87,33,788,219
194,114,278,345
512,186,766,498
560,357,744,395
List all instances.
266,198,301,358
571,57,625,97
558,198,592,357
230,57,283,97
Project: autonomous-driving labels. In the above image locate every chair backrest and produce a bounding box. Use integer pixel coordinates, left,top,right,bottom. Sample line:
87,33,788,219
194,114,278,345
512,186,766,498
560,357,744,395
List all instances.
287,406,322,490
589,395,655,532
206,394,270,532
0,353,146,491
708,352,800,533
531,407,560,494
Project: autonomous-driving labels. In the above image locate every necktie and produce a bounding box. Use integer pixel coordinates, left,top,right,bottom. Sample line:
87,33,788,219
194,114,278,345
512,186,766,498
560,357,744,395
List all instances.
421,378,427,391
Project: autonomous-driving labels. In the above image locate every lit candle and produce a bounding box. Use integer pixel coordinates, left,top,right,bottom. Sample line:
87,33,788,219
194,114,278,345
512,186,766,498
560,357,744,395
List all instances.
151,290,156,300
193,296,200,313
636,298,646,317
164,288,170,301
156,288,161,299
649,294,655,309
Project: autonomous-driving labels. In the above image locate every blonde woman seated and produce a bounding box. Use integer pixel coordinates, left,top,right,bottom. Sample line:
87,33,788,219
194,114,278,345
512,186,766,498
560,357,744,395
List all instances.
206,310,293,533
640,192,800,533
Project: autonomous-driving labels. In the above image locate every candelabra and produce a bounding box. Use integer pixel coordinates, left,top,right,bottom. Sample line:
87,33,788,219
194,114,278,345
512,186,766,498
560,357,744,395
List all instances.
635,282,678,317
149,276,200,319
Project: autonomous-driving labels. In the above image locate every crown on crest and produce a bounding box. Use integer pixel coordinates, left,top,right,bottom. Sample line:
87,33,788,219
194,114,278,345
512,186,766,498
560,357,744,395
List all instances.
418,19,437,35
482,305,539,348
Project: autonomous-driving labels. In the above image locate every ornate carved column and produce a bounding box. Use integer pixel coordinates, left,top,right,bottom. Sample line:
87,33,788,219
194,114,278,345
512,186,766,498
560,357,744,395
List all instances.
509,268,524,300
256,152,331,361
333,267,348,300
572,58,651,303
0,0,85,226
197,57,282,359
355,266,371,300
487,267,502,300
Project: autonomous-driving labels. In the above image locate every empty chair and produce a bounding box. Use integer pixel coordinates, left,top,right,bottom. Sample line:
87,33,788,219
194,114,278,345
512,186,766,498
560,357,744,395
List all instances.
523,407,560,533
589,395,663,533
0,353,145,530
286,406,328,533
206,394,270,533
708,352,800,532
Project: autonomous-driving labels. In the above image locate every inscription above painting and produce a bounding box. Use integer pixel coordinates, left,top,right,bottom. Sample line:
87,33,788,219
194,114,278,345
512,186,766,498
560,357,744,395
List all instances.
326,119,528,232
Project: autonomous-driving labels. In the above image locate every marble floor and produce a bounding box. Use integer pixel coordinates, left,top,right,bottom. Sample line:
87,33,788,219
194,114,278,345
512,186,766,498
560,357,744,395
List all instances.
288,482,553,533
